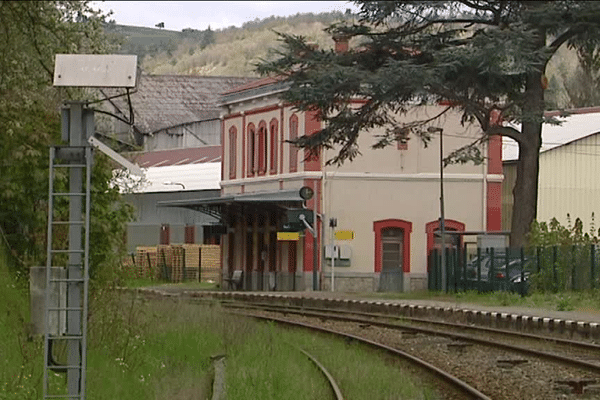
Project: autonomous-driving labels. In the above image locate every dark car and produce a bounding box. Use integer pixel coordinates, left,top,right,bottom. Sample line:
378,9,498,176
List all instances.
462,252,531,293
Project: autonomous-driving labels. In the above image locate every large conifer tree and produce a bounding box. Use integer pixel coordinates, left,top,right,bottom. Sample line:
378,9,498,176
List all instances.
258,1,600,246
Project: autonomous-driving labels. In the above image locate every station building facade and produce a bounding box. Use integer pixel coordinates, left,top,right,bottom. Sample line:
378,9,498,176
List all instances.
212,76,504,292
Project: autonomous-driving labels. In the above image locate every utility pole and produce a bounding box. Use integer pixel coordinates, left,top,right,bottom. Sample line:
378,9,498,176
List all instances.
428,126,446,292
439,128,446,292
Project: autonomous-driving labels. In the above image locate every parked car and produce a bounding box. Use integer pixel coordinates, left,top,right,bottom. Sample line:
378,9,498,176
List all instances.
462,252,531,293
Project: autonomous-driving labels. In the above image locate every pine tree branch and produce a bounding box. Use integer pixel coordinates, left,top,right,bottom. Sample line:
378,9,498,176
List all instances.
548,26,582,54
459,0,500,14
487,124,522,142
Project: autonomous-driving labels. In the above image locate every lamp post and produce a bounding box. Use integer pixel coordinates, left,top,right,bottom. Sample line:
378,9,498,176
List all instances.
429,127,446,291
440,130,446,292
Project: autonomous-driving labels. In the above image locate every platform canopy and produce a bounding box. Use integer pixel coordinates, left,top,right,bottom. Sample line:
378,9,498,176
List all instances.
156,189,304,220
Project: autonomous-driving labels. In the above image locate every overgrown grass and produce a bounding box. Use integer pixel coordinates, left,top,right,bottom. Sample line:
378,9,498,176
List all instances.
2,259,441,400
0,247,45,400
85,295,440,399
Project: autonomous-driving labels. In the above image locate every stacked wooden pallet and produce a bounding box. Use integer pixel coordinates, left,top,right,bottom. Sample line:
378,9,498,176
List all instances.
133,244,221,283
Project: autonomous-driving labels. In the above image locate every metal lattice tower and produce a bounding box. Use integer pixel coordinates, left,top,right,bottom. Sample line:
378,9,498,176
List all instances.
43,53,138,400
43,103,93,399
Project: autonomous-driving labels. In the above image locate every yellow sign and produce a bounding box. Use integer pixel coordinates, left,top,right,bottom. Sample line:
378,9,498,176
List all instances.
277,232,300,241
335,230,355,240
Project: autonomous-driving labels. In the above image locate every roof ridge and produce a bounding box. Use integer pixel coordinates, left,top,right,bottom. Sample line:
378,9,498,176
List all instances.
545,106,600,118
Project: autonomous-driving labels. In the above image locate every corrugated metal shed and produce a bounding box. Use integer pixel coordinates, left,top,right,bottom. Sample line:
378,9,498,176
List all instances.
503,107,600,161
121,162,221,193
502,107,600,230
536,132,600,226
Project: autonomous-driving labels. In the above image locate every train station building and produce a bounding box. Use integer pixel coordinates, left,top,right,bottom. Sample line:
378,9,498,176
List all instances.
160,81,503,292
155,34,502,292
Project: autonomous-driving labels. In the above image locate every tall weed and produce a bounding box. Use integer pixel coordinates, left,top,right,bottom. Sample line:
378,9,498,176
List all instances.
0,246,44,400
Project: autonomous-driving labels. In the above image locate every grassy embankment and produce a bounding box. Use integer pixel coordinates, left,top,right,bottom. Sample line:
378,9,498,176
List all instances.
1,255,440,400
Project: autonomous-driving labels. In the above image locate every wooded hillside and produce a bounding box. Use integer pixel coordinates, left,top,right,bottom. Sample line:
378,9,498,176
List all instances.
105,11,353,77
104,10,597,111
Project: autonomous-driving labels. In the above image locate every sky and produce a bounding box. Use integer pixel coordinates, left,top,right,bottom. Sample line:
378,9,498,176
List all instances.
92,1,359,32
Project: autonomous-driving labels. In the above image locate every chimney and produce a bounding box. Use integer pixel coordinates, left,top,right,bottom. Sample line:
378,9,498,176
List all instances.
333,34,350,53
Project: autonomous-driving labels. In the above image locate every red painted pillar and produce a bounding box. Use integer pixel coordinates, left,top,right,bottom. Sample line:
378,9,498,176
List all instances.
487,110,503,231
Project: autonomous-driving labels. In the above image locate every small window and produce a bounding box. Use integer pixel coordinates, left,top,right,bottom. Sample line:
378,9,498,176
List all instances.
258,121,267,175
229,126,237,179
184,225,195,244
289,114,298,172
269,118,278,174
247,123,256,176
160,224,170,245
395,126,409,150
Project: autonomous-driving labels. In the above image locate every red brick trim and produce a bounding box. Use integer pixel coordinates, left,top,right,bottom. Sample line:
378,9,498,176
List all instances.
244,104,281,116
303,110,321,171
302,178,321,273
373,219,412,273
241,115,246,179
425,219,465,270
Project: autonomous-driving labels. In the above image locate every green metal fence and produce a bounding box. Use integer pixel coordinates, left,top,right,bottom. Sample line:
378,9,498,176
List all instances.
428,244,600,294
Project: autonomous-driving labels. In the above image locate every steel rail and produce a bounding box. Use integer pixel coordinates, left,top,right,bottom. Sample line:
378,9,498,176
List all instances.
234,300,600,352
295,346,345,400
233,311,491,400
222,302,600,374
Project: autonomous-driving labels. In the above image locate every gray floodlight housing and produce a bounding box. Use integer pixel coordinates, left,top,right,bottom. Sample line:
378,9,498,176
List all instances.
54,54,138,88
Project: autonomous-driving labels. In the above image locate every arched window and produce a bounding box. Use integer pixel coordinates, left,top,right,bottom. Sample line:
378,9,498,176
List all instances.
425,219,465,270
228,126,237,179
247,123,256,176
289,114,298,173
258,121,267,175
269,118,278,174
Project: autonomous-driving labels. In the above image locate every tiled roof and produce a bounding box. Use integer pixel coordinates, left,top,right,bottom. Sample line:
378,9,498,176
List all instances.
503,107,600,161
108,74,255,134
219,75,290,105
221,75,284,95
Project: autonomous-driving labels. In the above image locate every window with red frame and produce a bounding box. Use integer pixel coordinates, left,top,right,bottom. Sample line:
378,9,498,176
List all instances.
289,114,298,172
247,123,256,176
184,225,195,244
258,121,267,175
396,126,409,150
269,118,278,174
228,126,237,179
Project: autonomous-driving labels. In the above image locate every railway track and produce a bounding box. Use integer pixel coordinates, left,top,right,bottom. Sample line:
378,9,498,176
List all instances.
219,300,600,399
234,309,491,400
138,288,600,398
227,301,600,369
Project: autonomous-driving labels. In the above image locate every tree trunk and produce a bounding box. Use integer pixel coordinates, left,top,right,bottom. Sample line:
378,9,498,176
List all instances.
510,133,541,247
510,64,545,247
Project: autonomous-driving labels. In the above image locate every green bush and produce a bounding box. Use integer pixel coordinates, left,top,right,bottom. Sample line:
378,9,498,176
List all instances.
527,215,599,292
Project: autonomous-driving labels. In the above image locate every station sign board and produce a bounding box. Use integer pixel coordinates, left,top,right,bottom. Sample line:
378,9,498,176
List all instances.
335,230,355,240
277,232,300,241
